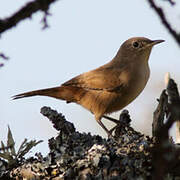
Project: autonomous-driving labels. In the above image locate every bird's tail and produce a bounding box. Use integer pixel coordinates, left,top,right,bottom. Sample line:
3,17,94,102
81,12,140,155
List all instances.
12,87,62,100
12,86,85,102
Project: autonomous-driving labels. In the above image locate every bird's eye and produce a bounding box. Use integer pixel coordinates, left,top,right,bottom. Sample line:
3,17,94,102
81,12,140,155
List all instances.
132,41,139,48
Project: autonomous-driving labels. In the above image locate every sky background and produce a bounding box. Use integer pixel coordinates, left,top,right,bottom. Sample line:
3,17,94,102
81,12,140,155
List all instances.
1,0,180,156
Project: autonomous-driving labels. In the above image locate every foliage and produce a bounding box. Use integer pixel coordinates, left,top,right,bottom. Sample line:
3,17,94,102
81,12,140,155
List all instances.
0,126,42,168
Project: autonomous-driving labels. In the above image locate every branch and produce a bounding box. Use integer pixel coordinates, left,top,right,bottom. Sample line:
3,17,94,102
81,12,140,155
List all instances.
0,0,58,35
0,53,9,60
152,76,180,179
0,53,9,67
40,106,75,136
152,90,168,137
165,0,176,6
147,0,180,46
8,107,155,179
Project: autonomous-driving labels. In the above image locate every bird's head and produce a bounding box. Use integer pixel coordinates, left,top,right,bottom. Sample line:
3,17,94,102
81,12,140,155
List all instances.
116,37,164,63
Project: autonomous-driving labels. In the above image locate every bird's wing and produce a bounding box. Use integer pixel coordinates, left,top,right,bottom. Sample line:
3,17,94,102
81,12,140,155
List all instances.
62,65,128,92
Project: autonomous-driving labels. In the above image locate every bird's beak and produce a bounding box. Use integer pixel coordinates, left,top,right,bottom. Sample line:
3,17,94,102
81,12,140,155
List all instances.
150,39,165,46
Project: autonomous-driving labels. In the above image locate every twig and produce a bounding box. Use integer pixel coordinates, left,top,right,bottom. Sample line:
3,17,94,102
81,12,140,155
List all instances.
0,0,58,35
0,53,9,67
0,53,9,60
147,0,180,46
165,0,176,6
41,11,51,29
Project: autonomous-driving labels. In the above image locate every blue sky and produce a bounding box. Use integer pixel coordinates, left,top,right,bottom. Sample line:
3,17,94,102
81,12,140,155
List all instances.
1,0,180,155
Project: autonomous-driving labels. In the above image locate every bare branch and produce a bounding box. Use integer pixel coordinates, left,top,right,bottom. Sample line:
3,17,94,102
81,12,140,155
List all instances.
0,53,9,68
0,53,9,60
41,11,52,30
0,0,58,35
165,0,176,6
147,0,180,46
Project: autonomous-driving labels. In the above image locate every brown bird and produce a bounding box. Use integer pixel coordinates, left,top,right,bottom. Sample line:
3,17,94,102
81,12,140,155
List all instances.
13,37,164,136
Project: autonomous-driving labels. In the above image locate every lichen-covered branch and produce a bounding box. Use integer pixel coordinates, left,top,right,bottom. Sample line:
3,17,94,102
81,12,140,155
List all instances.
2,80,180,179
2,107,155,179
152,90,168,137
152,77,180,179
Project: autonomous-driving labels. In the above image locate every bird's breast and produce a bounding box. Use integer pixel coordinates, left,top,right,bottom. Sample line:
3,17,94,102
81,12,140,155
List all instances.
122,63,150,104
102,63,150,114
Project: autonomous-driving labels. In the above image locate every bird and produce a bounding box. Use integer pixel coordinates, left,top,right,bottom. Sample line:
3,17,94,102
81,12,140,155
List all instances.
12,37,164,136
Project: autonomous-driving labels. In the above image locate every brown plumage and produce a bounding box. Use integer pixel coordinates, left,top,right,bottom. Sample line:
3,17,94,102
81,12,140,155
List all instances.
12,37,164,136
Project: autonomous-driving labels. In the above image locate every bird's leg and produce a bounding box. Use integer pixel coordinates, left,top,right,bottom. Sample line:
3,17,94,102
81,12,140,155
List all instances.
102,116,120,136
103,115,120,124
108,126,117,135
95,116,112,137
